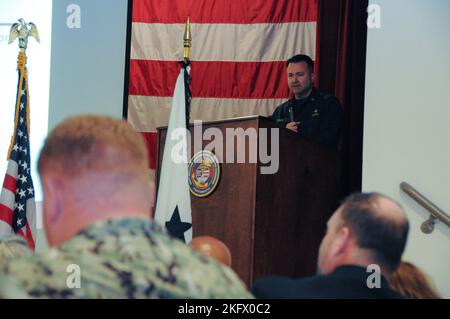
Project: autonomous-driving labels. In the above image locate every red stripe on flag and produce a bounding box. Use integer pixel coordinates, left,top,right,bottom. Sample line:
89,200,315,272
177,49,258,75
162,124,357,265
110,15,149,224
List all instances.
132,0,318,24
0,203,13,225
3,174,17,194
129,60,180,97
140,132,158,169
129,60,290,99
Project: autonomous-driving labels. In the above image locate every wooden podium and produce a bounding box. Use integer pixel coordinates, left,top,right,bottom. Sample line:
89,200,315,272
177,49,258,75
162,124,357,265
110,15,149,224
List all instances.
156,116,340,287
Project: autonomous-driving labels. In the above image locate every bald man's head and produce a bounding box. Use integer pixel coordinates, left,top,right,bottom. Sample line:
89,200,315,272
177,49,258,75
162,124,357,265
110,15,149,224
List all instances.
338,193,409,273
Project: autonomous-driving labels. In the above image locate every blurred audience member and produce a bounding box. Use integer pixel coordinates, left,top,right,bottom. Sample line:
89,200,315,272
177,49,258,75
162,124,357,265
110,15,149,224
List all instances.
0,236,31,264
388,261,440,299
252,192,409,299
191,236,232,267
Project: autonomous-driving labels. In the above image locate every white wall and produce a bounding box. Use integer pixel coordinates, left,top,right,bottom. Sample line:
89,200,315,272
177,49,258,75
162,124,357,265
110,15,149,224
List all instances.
364,0,450,298
48,0,128,130
34,0,128,252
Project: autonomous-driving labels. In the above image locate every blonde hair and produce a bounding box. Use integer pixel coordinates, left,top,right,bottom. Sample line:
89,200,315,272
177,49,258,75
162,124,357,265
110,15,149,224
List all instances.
388,261,440,299
38,115,150,184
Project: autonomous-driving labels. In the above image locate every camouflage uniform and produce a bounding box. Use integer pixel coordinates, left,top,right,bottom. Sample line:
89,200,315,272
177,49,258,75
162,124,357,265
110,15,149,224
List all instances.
0,218,253,299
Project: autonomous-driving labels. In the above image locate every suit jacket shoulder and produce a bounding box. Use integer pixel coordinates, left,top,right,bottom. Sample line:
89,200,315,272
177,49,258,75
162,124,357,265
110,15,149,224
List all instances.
252,266,404,299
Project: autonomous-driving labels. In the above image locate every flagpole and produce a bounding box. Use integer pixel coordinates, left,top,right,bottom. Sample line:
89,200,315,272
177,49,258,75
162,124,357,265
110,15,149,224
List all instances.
7,52,27,160
0,19,39,249
183,16,191,127
7,19,39,159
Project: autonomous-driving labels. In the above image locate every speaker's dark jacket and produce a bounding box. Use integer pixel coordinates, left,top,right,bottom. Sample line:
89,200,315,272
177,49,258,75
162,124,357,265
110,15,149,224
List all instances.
269,87,343,148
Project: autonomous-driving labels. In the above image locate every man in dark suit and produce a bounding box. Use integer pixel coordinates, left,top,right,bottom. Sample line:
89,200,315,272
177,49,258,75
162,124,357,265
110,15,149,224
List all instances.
252,192,409,299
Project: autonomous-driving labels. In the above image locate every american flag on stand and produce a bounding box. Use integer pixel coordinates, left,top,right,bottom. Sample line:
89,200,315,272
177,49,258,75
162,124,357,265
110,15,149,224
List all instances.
127,0,318,172
0,53,36,250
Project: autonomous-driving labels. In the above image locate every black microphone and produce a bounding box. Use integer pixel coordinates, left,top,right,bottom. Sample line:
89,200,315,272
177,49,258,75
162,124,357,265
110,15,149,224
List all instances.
288,106,294,123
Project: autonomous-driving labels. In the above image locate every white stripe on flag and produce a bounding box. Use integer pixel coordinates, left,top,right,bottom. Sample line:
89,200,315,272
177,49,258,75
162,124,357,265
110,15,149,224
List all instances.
0,220,12,236
6,159,19,178
128,95,287,132
131,22,316,62
0,187,15,211
154,67,193,243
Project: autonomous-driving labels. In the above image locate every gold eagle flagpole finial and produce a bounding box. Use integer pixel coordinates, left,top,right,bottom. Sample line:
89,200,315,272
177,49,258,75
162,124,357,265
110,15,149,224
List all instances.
183,16,191,61
8,18,40,52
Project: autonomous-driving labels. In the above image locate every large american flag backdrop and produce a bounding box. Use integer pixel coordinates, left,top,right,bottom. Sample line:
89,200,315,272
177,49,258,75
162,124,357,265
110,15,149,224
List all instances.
0,53,36,250
127,0,318,169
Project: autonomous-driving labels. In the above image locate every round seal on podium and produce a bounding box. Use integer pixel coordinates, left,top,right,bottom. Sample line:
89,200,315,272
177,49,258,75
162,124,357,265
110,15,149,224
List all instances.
188,150,221,197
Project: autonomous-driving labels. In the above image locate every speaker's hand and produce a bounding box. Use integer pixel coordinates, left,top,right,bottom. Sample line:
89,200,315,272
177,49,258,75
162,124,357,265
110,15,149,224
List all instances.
286,121,300,133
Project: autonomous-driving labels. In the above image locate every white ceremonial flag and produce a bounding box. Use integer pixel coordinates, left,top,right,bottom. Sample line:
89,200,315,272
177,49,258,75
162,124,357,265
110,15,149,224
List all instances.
154,65,192,243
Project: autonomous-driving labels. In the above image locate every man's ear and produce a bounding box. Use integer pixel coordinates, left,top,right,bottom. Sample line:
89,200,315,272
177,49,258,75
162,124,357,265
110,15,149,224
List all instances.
41,174,64,225
311,72,316,83
328,226,351,259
